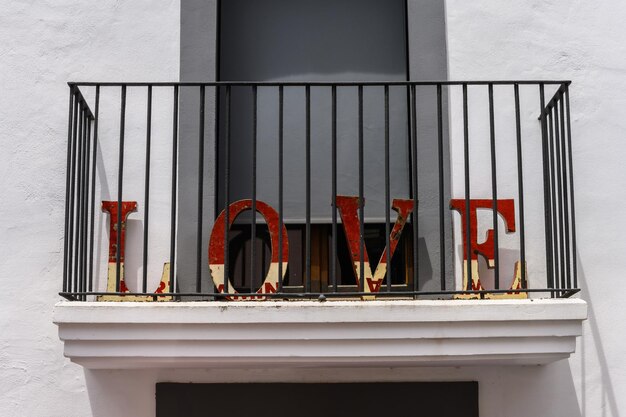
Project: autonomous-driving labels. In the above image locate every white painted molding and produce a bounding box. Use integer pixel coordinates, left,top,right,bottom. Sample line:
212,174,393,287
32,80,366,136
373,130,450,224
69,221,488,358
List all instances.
54,299,587,369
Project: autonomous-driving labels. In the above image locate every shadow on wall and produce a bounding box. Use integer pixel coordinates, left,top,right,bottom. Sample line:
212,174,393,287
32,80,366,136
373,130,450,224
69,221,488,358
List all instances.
578,261,621,417
454,245,523,291
478,361,582,417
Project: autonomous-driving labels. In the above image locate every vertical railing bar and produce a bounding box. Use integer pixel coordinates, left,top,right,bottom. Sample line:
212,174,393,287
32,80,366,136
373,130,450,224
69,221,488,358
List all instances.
78,109,90,292
251,85,258,294
77,111,87,297
88,87,100,295
358,85,365,293
462,84,472,291
437,84,445,291
384,85,391,292
305,85,311,293
488,84,500,289
411,85,419,295
82,117,92,300
224,86,231,294
550,105,565,288
169,85,179,295
548,109,560,290
116,86,126,292
559,96,572,289
539,83,555,294
331,85,338,293
564,86,578,288
514,84,527,288
142,86,152,293
196,85,206,293
67,93,79,295
278,86,284,292
63,87,76,293
554,97,566,289
79,110,88,294
74,108,84,294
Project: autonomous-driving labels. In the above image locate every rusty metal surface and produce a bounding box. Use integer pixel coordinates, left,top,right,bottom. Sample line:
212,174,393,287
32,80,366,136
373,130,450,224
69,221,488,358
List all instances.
98,201,170,301
209,199,289,300
336,196,414,296
450,199,526,299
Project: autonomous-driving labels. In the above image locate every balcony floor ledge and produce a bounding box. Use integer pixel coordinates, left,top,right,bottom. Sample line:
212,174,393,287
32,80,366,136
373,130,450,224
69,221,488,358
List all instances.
54,298,587,369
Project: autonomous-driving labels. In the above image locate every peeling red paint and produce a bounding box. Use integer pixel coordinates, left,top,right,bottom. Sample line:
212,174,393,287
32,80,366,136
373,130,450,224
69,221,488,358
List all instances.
449,199,515,262
101,201,137,263
449,198,527,298
336,195,415,293
209,199,289,300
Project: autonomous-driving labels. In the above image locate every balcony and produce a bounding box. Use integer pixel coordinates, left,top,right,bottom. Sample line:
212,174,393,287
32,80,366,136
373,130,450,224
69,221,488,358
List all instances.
54,80,586,369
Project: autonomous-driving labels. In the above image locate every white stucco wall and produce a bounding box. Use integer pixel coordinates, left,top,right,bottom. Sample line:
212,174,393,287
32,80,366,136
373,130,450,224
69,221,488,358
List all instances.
1,1,625,417
0,1,179,416
446,1,626,415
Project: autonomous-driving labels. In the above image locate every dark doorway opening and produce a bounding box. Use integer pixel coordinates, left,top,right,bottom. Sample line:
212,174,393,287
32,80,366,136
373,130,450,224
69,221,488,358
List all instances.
156,382,479,417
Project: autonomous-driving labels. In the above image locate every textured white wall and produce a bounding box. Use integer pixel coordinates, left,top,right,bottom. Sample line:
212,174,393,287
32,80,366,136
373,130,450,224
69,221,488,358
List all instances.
0,1,179,416
1,1,625,416
446,0,626,416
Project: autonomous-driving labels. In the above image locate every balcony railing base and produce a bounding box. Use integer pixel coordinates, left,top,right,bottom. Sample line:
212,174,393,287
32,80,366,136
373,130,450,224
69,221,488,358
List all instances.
54,298,586,369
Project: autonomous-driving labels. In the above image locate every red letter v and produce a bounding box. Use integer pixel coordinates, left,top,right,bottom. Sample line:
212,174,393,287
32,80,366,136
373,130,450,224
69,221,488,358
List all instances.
335,196,415,296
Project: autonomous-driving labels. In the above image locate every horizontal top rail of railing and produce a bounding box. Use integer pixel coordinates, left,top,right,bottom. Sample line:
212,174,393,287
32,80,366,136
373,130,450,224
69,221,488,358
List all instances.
69,80,572,87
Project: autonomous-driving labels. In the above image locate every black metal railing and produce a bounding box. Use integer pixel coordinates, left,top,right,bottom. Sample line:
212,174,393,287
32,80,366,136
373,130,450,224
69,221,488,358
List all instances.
61,81,579,301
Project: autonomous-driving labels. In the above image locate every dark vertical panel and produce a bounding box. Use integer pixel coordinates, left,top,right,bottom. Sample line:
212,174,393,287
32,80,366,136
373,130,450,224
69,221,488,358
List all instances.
548,110,559,290
142,86,152,293
224,86,231,293
462,84,471,290
553,99,566,290
88,87,100,294
74,108,84,294
170,86,179,294
305,85,311,292
66,93,79,295
538,84,555,293
558,97,572,289
514,84,526,288
411,85,419,293
358,85,365,293
156,382,479,417
278,85,284,292
384,85,391,291
488,84,500,289
81,117,91,300
331,85,338,292
63,88,76,293
250,86,258,293
76,110,86,297
437,84,445,291
564,86,578,288
196,86,206,292
116,86,127,292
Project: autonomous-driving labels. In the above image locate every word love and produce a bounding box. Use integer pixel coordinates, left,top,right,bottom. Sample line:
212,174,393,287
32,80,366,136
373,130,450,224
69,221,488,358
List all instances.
99,197,526,301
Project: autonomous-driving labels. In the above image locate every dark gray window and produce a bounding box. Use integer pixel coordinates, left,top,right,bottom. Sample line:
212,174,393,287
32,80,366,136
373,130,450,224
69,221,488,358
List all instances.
178,0,452,293
217,0,410,222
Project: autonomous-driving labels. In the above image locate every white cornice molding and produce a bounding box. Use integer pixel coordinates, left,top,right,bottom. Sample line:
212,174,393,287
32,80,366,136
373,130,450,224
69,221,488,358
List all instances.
54,299,587,369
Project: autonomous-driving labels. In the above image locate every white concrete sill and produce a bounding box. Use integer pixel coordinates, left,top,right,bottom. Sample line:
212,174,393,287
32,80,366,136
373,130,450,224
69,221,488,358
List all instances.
54,298,587,369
